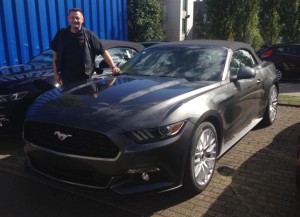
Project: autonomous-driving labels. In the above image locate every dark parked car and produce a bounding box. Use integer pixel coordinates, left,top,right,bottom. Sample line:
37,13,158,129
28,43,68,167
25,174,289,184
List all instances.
257,43,300,79
23,40,279,195
0,40,144,134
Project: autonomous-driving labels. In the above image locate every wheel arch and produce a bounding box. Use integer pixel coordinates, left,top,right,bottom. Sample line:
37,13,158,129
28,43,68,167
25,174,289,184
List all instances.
182,111,223,194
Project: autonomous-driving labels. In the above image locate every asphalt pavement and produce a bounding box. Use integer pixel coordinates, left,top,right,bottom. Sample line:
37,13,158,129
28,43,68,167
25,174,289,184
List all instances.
0,171,138,217
279,81,300,96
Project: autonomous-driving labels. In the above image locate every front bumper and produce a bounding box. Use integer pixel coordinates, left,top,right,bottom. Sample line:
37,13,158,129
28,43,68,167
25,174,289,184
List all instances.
24,120,195,194
0,101,30,134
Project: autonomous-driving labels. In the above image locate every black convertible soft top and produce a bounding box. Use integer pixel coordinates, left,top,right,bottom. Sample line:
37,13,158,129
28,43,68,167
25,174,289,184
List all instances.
101,40,145,52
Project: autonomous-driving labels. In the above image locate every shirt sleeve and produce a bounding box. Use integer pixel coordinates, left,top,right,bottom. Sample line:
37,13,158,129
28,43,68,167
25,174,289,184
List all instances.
90,32,106,56
49,30,60,52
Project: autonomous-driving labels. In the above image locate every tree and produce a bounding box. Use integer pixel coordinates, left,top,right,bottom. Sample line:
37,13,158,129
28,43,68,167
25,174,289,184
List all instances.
259,0,282,45
194,8,207,38
232,0,263,50
279,0,300,42
205,0,236,40
127,0,166,42
203,0,263,50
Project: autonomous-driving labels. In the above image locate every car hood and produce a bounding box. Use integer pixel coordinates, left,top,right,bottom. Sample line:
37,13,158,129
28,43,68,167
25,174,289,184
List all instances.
0,64,54,94
0,63,52,77
26,75,219,131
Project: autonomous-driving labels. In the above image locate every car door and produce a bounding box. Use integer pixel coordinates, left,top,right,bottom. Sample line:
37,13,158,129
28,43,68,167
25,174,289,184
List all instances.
273,45,300,75
223,49,263,144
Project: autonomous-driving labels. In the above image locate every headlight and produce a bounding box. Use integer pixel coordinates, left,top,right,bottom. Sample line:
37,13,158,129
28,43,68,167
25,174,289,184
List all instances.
128,121,186,143
0,91,29,103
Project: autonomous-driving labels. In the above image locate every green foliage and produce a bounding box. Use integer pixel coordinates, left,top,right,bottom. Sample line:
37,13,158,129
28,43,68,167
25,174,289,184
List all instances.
194,0,299,49
203,0,263,49
232,0,263,50
279,0,300,42
194,8,212,39
259,0,282,45
206,0,236,40
127,0,166,42
278,95,300,106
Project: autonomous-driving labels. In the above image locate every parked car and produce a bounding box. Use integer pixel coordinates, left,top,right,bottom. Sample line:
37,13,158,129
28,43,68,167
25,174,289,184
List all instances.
23,40,279,195
0,40,144,134
297,131,300,193
257,43,300,80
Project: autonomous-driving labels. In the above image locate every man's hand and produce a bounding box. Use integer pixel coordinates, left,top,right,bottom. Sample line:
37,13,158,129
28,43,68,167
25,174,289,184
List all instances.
112,66,121,75
54,73,62,86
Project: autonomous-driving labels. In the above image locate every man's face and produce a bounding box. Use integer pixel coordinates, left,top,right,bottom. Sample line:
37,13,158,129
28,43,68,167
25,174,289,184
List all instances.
68,11,84,30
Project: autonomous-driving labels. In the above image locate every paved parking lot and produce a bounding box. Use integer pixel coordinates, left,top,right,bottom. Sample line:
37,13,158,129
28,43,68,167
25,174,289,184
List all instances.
0,105,300,217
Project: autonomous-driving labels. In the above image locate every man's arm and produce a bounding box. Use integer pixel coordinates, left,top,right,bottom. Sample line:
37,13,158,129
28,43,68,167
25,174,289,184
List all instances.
52,51,62,85
102,50,120,74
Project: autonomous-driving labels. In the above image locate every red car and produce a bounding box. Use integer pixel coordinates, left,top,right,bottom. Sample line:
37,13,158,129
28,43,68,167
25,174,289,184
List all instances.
297,132,300,193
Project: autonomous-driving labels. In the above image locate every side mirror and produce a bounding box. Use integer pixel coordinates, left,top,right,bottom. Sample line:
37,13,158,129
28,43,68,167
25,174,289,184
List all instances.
237,66,256,79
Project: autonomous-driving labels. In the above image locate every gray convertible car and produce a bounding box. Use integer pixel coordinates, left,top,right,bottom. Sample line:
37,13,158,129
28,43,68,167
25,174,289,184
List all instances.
23,40,279,194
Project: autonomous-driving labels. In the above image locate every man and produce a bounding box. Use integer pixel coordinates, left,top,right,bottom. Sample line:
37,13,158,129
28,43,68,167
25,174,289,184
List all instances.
50,8,120,86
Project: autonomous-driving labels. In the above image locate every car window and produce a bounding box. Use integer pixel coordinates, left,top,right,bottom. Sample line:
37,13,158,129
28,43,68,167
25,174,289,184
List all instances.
294,45,300,56
95,47,139,68
230,49,257,76
274,46,285,54
274,45,297,55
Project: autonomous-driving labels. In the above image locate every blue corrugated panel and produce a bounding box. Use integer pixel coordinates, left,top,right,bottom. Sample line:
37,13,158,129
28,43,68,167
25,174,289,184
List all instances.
0,0,128,67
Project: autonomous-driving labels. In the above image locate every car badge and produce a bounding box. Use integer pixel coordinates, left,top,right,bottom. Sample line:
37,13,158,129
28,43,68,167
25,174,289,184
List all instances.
54,131,72,141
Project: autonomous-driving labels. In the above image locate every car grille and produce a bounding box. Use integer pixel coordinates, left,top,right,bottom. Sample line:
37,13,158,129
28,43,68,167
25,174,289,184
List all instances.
24,121,119,158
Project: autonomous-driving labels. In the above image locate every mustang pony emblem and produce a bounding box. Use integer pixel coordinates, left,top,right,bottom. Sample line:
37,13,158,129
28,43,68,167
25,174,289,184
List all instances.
54,131,72,141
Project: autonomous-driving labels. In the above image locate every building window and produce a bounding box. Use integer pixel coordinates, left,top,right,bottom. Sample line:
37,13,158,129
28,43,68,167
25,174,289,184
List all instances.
182,19,186,34
183,0,187,11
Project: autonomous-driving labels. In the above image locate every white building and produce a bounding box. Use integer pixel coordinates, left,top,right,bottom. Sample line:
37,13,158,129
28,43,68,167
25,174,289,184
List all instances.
159,0,202,41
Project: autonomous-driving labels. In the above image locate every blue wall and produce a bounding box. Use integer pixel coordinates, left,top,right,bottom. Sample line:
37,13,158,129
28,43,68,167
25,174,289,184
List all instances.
0,0,128,67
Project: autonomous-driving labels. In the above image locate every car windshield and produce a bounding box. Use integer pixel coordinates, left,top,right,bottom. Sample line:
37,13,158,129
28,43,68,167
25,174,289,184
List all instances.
95,47,139,69
121,46,227,81
29,50,53,66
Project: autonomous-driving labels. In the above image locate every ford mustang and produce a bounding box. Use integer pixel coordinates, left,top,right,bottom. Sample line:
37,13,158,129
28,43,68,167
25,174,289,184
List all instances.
23,40,279,194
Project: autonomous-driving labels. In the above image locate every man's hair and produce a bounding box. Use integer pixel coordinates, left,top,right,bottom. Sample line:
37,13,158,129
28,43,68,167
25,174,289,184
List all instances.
68,8,83,16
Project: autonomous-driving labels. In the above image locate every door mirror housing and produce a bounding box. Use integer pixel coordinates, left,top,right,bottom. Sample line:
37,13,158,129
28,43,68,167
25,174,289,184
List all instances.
237,66,256,79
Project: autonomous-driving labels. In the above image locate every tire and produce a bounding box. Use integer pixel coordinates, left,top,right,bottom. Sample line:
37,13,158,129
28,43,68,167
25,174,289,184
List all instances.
276,69,282,81
184,122,218,194
262,84,278,126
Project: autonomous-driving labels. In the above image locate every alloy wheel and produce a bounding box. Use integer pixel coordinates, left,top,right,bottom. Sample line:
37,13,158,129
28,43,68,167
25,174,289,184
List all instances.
194,127,217,186
269,86,278,123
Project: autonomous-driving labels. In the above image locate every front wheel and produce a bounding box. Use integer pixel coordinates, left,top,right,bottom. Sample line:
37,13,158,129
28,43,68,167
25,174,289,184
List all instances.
184,122,218,194
262,84,278,126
